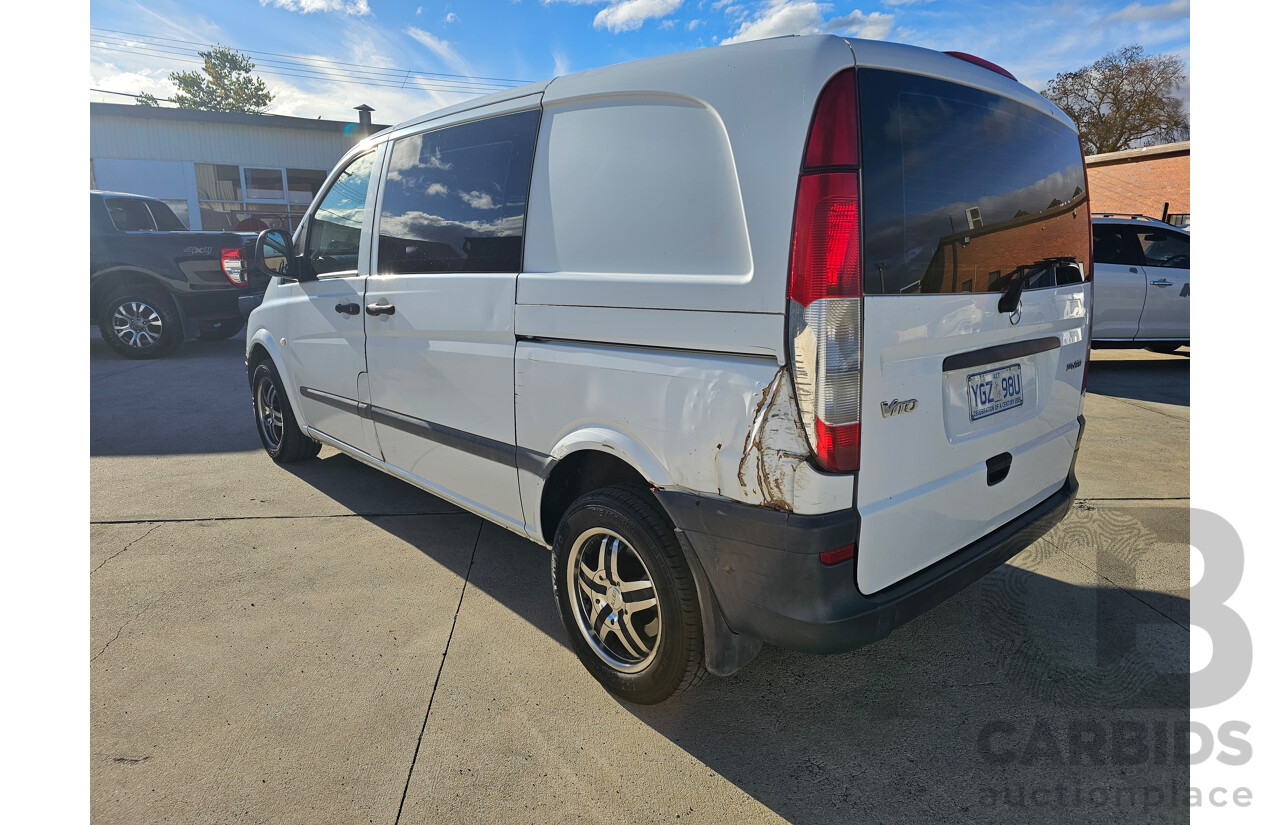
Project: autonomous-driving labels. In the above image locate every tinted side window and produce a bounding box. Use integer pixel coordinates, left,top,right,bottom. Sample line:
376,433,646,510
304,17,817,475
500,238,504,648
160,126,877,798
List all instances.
377,109,539,275
106,198,157,231
1138,229,1190,268
1092,226,1143,266
145,200,186,231
305,152,376,277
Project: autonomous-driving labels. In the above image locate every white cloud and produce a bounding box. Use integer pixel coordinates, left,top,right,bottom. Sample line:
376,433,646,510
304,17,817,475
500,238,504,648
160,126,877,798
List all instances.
687,18,704,30
445,12,460,23
721,2,891,45
406,27,473,75
552,48,571,76
1099,0,1190,24
545,1,683,33
595,0,684,33
258,0,371,15
460,190,498,209
659,19,675,29
426,183,448,196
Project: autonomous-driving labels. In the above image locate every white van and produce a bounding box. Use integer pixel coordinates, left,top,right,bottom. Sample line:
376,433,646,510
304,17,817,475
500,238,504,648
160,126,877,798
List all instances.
244,35,1092,704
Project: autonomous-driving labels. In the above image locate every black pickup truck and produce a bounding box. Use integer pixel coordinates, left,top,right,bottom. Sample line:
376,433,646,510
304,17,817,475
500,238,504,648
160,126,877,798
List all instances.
90,191,261,359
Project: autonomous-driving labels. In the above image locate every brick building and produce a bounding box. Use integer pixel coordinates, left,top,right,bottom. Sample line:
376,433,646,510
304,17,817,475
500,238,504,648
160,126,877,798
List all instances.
1084,141,1190,227
922,192,1091,293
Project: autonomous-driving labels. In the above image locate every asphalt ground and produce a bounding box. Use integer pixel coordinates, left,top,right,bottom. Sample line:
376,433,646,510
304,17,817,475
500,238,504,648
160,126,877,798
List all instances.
90,331,1189,824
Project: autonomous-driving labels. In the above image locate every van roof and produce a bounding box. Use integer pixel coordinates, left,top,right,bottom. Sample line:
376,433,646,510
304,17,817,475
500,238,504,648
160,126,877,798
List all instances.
383,35,1074,138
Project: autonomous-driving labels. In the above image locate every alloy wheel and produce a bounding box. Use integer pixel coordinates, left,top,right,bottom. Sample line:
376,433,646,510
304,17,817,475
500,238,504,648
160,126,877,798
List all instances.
568,528,662,673
111,301,164,349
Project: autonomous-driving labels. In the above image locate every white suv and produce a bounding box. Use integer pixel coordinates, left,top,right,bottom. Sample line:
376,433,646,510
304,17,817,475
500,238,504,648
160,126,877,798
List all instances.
245,36,1092,703
1091,213,1190,353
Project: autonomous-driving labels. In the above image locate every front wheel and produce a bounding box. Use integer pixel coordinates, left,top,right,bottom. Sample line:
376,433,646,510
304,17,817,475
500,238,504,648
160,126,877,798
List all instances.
552,486,706,704
251,360,321,463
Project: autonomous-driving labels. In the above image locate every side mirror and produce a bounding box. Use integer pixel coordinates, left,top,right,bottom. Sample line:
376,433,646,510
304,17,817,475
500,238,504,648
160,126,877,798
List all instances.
254,229,307,280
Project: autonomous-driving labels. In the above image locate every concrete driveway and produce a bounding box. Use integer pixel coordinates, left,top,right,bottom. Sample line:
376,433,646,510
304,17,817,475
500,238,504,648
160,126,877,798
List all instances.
90,332,1189,825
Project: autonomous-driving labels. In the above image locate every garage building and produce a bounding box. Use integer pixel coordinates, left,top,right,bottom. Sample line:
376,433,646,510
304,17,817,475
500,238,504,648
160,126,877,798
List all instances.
89,102,387,232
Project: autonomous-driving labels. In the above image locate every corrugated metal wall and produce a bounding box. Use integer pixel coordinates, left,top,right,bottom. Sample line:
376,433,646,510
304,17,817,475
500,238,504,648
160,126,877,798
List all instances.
90,114,361,170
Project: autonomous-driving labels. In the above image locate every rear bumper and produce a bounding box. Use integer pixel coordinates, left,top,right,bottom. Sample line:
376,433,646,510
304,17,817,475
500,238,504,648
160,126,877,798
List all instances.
655,434,1080,655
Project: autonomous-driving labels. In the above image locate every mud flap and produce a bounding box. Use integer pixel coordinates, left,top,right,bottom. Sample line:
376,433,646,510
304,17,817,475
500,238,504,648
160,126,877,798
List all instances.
672,527,763,676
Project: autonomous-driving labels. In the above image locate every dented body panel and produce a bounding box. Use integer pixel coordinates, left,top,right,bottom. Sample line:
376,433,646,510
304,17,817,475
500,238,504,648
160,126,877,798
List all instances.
515,341,853,543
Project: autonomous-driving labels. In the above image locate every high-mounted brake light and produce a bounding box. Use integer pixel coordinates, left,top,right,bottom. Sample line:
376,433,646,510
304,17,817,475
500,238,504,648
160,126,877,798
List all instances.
789,69,863,474
221,247,248,286
943,51,1017,82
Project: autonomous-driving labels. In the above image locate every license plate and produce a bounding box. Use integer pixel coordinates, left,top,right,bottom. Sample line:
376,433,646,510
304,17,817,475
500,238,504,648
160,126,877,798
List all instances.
966,364,1023,421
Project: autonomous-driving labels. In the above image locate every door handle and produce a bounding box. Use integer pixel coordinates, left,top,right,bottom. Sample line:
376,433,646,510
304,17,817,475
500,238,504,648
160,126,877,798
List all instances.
1128,267,1139,273
1150,279,1173,287
366,302,396,316
334,302,360,315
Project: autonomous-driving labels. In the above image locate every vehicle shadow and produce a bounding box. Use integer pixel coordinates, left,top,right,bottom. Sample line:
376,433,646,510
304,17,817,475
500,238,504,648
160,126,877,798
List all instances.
90,328,264,456
289,455,1190,824
1087,355,1189,407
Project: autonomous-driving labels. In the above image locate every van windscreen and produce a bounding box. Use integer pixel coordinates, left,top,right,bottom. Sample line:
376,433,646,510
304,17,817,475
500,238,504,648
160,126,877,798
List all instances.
857,69,1090,295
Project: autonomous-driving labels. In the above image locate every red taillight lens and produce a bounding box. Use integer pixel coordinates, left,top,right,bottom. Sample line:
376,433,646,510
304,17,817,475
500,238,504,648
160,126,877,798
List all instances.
789,172,861,306
221,247,247,286
803,69,858,168
814,419,860,473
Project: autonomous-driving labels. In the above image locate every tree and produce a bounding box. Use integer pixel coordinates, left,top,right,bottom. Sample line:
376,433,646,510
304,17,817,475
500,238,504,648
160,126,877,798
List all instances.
168,46,274,114
1041,45,1189,155
135,92,160,107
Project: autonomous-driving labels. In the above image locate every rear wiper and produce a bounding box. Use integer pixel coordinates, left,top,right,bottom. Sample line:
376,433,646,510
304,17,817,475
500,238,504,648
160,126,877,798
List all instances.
998,275,1025,314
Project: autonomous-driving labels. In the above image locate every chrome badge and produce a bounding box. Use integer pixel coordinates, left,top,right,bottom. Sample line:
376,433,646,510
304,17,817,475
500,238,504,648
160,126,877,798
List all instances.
881,398,919,418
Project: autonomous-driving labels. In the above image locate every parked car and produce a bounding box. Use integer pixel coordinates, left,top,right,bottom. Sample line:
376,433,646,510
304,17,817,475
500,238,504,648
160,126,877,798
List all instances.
90,191,258,359
244,35,1092,703
1090,213,1190,353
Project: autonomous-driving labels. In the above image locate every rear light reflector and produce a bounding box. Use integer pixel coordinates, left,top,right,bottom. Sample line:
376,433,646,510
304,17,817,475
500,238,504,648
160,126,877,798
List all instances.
819,544,856,566
221,247,247,286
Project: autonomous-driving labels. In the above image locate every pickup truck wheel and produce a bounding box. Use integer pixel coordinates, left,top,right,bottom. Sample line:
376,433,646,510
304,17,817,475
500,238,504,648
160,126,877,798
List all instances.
98,289,182,359
198,318,245,341
552,486,707,704
251,361,321,463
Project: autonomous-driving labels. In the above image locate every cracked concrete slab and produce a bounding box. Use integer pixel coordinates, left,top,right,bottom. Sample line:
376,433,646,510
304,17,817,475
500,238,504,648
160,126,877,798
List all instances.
91,330,1191,825
91,512,480,824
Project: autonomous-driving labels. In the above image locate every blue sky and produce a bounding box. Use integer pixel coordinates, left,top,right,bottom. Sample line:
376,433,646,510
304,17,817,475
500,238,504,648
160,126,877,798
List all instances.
89,0,1191,124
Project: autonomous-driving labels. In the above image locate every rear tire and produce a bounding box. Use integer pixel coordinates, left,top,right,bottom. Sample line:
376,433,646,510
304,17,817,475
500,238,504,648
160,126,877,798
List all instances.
198,318,245,341
251,360,321,463
552,486,706,704
97,288,182,359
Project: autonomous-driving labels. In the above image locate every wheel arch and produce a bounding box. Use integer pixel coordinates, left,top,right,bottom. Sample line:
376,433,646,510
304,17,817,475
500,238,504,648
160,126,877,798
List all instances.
90,267,172,319
245,331,311,432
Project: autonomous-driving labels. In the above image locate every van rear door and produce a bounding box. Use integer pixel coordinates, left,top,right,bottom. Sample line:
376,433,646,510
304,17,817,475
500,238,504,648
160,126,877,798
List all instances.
852,68,1090,595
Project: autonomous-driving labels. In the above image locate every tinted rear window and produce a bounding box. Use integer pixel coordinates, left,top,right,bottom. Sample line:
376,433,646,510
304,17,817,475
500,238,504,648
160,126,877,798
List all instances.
858,69,1091,295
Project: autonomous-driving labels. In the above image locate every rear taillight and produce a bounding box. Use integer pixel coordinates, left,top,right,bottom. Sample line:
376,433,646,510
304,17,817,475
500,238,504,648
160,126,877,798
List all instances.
221,247,247,286
789,69,863,474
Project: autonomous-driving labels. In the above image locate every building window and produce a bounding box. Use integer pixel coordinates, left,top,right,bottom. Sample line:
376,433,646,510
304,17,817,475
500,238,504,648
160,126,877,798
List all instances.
195,163,327,232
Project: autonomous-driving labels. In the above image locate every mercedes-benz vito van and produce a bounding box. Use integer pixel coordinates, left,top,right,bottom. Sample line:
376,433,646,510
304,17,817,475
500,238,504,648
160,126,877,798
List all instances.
244,35,1092,704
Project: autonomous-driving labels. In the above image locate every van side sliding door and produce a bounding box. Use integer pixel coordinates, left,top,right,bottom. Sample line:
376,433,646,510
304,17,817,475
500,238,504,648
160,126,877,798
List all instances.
363,103,541,531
